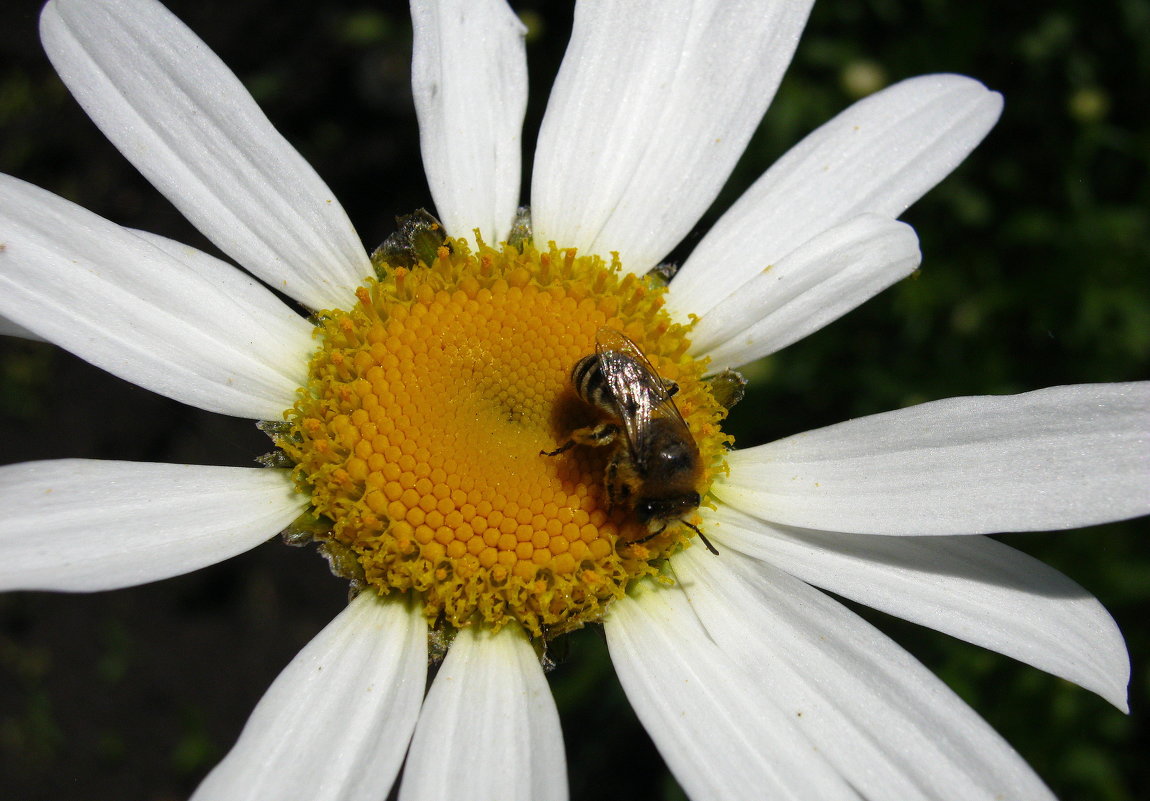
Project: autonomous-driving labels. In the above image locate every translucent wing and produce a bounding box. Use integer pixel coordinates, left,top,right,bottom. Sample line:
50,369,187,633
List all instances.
595,327,690,469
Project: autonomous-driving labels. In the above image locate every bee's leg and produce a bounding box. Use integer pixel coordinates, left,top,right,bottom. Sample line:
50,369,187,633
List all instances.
539,439,576,457
630,520,719,555
663,379,679,397
604,452,619,512
539,422,619,456
575,422,619,447
603,449,634,514
629,523,666,546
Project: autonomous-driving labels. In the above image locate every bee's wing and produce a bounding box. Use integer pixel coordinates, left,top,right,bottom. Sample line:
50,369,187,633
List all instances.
595,327,690,469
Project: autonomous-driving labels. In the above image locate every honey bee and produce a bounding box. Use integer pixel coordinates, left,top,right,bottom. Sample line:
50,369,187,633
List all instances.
543,327,718,555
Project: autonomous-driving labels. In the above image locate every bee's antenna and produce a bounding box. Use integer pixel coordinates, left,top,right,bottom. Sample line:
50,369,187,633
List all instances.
682,519,719,556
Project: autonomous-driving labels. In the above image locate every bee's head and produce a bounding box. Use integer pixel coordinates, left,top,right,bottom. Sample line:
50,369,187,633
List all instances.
635,492,700,524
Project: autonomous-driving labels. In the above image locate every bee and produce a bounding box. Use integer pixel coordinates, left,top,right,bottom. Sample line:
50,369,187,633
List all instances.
543,327,718,555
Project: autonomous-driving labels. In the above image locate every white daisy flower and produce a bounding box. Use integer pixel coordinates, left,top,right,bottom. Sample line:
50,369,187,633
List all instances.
2,1,1147,800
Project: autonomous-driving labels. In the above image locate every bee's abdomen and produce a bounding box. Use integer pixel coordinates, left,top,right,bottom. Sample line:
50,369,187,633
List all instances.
571,354,615,413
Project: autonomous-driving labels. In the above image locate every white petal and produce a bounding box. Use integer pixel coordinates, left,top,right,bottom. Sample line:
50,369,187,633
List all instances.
674,544,1058,801
40,0,371,310
669,74,1003,318
411,0,527,245
605,580,860,801
0,175,315,419
718,382,1150,535
192,593,428,801
532,0,814,273
400,625,567,801
0,459,302,592
707,503,1130,711
691,214,920,368
0,314,45,341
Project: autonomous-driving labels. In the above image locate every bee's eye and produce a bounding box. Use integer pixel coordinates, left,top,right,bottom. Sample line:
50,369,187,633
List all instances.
635,501,657,521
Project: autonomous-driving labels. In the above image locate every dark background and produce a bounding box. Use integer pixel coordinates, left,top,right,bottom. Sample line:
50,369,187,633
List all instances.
2,1,1148,799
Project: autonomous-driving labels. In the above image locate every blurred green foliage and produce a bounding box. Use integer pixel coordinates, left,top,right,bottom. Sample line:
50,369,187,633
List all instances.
0,1,1147,800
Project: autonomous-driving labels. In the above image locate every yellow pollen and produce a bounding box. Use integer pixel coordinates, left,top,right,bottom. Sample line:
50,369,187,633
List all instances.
276,238,731,638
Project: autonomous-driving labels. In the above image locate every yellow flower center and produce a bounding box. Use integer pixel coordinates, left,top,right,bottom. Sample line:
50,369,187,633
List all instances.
275,237,730,638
